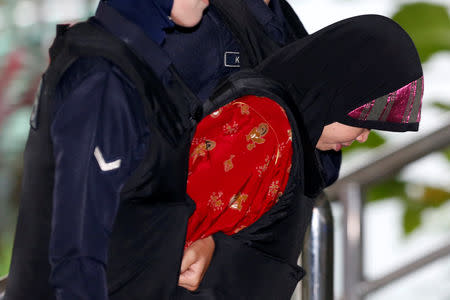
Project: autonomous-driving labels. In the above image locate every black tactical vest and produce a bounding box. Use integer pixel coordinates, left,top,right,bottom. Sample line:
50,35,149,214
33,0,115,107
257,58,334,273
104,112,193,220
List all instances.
5,18,203,299
5,1,318,299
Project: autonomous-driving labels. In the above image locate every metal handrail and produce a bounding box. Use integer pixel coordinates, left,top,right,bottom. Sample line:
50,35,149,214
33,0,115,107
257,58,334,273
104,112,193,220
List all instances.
327,121,450,195
327,120,450,300
291,194,334,300
357,241,450,296
302,195,334,300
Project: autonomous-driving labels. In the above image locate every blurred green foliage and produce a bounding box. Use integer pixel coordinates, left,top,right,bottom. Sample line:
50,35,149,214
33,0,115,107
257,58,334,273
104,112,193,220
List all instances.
432,101,450,111
403,203,424,234
0,235,12,276
366,178,406,201
366,178,450,234
444,147,450,161
392,2,450,63
344,2,450,235
341,131,386,153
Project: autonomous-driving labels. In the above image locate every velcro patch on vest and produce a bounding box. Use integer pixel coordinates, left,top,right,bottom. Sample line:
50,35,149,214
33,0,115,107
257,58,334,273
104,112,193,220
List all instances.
224,52,240,68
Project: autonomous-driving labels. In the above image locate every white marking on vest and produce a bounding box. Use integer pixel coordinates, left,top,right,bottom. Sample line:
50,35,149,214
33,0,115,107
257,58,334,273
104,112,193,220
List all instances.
224,51,240,67
94,147,121,171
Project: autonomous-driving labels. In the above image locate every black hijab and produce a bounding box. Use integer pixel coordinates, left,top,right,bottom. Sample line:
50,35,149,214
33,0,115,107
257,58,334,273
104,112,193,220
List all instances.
258,14,423,148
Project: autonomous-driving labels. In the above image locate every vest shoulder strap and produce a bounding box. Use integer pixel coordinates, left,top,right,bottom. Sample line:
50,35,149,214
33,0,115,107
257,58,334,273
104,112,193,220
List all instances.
278,0,309,40
45,20,170,119
211,0,280,68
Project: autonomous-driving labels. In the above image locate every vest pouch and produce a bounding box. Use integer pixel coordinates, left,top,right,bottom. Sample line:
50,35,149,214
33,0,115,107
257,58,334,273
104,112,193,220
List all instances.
107,201,193,300
173,286,230,300
196,232,305,300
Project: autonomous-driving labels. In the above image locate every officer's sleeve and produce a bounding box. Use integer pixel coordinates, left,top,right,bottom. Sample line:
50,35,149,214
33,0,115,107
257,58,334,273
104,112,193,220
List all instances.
49,63,148,300
317,150,342,187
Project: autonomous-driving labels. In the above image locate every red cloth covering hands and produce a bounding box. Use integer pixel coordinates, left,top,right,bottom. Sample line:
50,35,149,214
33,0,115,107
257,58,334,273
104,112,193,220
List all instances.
186,95,293,247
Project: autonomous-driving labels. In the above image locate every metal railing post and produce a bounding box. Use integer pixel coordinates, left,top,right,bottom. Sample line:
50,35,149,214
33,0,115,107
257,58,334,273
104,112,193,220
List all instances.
340,183,364,300
325,120,450,300
298,194,334,300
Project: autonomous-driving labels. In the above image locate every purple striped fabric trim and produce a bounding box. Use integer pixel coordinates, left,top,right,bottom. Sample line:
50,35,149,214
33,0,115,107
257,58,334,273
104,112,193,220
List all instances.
349,100,374,121
406,80,417,122
347,77,424,124
416,78,424,122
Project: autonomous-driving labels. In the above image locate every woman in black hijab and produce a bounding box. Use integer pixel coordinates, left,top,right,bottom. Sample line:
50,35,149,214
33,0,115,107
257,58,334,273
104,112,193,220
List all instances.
256,14,423,194
260,14,422,145
181,14,423,299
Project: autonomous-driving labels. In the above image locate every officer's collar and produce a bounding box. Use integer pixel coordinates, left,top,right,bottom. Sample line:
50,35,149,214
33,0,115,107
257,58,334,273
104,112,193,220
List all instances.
94,1,172,78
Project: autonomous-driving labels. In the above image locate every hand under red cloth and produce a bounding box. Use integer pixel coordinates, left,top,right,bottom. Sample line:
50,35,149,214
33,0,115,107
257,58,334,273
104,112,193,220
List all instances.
178,236,215,291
